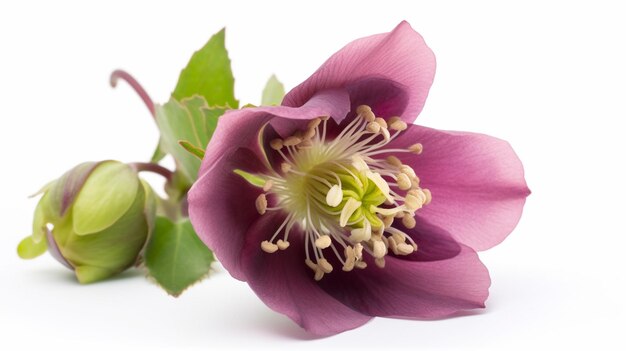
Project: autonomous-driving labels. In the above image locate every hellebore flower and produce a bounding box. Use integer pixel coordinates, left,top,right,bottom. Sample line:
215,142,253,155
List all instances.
17,161,155,283
188,21,530,336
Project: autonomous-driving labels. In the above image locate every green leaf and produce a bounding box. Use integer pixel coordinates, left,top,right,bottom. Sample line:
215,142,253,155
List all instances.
17,235,47,259
172,28,238,108
155,96,225,183
72,162,139,235
261,74,285,106
179,140,205,160
144,217,214,296
150,138,167,163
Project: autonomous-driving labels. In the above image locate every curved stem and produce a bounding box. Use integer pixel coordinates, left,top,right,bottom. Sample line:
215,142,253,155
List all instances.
129,162,173,182
110,69,156,118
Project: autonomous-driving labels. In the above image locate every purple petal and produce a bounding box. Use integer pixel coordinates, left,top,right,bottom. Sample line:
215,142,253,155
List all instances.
199,90,350,176
240,215,372,336
319,223,490,318
388,125,530,251
283,21,436,123
188,148,268,280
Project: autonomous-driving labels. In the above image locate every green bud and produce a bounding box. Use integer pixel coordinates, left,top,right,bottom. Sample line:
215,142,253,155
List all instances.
17,161,156,284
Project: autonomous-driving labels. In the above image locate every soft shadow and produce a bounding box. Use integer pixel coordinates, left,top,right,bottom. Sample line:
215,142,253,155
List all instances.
249,309,323,340
395,308,488,321
23,266,144,284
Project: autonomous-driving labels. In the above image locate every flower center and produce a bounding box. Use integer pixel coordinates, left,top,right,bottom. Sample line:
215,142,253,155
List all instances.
241,105,431,281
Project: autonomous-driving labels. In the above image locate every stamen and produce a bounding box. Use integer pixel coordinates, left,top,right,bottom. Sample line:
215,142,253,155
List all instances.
261,240,278,253
408,143,423,154
388,117,407,131
270,139,284,150
396,173,412,190
284,136,302,147
249,106,433,280
315,235,332,249
276,239,290,250
255,194,267,215
402,213,416,229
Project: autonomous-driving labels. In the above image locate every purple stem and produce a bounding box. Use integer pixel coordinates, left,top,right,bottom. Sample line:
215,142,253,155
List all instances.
110,69,156,118
129,162,173,182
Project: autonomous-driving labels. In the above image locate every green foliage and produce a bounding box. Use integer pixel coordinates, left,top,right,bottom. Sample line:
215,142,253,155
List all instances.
144,217,214,296
155,96,224,183
261,75,285,106
172,28,238,108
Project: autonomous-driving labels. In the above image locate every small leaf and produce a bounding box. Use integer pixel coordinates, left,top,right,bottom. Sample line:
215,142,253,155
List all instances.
17,235,47,259
178,140,205,160
150,138,167,163
144,217,214,296
155,96,225,183
172,28,238,108
261,75,285,106
72,162,139,235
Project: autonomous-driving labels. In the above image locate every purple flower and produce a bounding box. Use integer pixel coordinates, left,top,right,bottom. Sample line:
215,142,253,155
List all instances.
188,21,530,336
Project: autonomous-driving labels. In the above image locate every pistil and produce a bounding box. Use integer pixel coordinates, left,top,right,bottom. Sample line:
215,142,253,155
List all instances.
241,105,431,281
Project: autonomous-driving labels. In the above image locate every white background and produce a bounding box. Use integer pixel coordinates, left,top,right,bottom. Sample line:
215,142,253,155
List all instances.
1,0,625,349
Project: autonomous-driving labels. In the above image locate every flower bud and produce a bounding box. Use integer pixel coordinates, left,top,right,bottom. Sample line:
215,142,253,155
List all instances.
17,161,156,283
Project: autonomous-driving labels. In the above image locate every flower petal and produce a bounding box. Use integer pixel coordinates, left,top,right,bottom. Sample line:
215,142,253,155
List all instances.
188,147,267,280
283,21,436,123
389,125,530,250
240,214,372,336
319,223,490,318
199,89,350,175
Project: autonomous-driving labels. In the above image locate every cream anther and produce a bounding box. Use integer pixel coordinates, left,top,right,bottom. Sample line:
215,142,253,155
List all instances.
305,258,317,271
396,173,412,190
277,239,290,250
315,235,332,249
404,193,422,211
356,105,372,115
367,122,381,133
314,269,324,281
354,243,364,259
284,136,302,147
386,155,402,167
375,117,388,129
423,188,432,205
307,118,321,130
263,180,274,192
355,261,367,269
402,213,416,229
400,165,417,178
318,258,333,273
261,240,278,253
388,117,407,131
342,246,356,271
303,128,316,140
255,194,267,215
340,198,362,227
270,138,283,150
396,243,415,255
373,240,387,258
409,143,423,154
326,184,343,207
